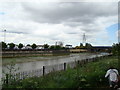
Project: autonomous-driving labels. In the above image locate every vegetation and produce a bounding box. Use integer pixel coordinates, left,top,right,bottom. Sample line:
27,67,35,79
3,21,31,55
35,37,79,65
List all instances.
18,43,23,49
112,43,120,70
1,41,93,50
2,56,118,88
49,45,64,49
31,43,37,49
112,43,120,56
43,44,49,49
75,43,92,49
85,43,92,48
1,41,7,49
8,43,15,49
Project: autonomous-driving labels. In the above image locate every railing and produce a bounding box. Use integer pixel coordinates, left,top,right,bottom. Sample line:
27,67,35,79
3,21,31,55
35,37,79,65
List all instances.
2,54,112,85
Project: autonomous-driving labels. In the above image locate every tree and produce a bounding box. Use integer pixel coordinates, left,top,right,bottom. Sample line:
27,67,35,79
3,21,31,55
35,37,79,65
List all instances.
85,43,92,48
8,43,15,49
112,43,120,71
31,43,37,49
50,45,55,49
50,45,63,49
55,45,62,49
43,44,49,49
112,43,120,56
80,43,84,48
75,46,80,49
18,43,23,49
1,42,7,49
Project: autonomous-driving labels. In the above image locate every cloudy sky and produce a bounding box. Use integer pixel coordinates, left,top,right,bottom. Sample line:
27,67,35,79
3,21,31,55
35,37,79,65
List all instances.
0,1,119,46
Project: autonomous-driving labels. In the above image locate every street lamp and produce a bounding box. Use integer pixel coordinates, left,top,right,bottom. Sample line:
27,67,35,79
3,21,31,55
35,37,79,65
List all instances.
4,30,6,43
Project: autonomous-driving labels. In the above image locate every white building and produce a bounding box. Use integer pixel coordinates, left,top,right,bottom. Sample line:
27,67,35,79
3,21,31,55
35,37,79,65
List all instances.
21,46,32,49
14,45,19,49
65,45,72,49
36,45,44,49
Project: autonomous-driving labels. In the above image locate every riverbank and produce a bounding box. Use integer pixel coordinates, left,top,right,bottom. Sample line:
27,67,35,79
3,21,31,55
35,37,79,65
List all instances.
1,49,70,58
2,55,118,89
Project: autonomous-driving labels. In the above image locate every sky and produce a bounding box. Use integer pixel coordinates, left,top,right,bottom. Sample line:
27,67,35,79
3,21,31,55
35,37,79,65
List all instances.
0,0,119,46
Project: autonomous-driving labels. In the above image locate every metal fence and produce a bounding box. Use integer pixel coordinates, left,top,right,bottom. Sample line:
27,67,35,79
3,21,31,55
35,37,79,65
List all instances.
2,54,112,84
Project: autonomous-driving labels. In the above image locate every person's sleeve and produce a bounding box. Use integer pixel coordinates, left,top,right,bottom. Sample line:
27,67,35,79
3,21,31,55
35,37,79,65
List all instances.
116,70,119,75
105,70,109,78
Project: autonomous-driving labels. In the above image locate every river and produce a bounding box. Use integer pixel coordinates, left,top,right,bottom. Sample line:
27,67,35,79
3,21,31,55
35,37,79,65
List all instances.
1,53,108,73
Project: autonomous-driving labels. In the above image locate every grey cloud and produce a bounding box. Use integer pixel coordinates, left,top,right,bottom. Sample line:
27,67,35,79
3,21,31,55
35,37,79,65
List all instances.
51,37,60,40
22,2,117,25
67,32,78,34
0,2,117,46
1,31,29,34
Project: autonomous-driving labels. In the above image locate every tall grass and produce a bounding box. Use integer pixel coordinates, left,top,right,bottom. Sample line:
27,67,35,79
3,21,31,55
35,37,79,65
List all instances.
3,56,118,88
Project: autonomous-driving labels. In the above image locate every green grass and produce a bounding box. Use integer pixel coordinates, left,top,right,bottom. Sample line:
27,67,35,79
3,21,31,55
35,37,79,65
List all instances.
3,56,118,88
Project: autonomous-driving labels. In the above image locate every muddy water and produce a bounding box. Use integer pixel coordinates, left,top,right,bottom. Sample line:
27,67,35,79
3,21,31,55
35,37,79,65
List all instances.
2,53,108,73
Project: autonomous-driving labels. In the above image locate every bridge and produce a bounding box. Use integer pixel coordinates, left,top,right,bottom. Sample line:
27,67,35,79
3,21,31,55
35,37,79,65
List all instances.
90,46,112,53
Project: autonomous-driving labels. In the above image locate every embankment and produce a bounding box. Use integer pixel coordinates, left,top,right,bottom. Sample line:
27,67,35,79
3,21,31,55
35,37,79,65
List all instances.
1,49,70,58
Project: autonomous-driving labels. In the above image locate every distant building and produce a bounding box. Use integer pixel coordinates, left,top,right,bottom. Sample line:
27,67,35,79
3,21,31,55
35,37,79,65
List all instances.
65,45,72,49
14,45,19,49
55,41,64,47
21,46,32,49
7,44,10,49
36,45,44,49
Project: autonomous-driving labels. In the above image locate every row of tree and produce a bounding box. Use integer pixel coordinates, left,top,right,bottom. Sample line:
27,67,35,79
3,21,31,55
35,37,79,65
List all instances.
1,42,37,49
1,42,64,50
1,42,93,50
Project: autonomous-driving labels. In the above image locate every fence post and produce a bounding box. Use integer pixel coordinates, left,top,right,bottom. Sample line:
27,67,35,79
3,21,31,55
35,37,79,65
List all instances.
84,59,86,64
6,74,9,85
86,59,88,63
64,63,66,71
81,60,84,65
78,60,80,64
43,66,45,76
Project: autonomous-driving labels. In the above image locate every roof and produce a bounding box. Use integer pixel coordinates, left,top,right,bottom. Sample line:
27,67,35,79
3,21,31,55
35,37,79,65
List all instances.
65,45,72,46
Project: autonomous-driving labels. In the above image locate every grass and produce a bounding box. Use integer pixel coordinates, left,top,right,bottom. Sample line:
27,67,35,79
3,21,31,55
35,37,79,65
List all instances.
2,56,118,89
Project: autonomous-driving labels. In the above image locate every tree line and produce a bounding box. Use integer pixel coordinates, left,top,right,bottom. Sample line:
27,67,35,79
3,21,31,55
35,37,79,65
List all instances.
1,42,65,50
3,41,119,52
